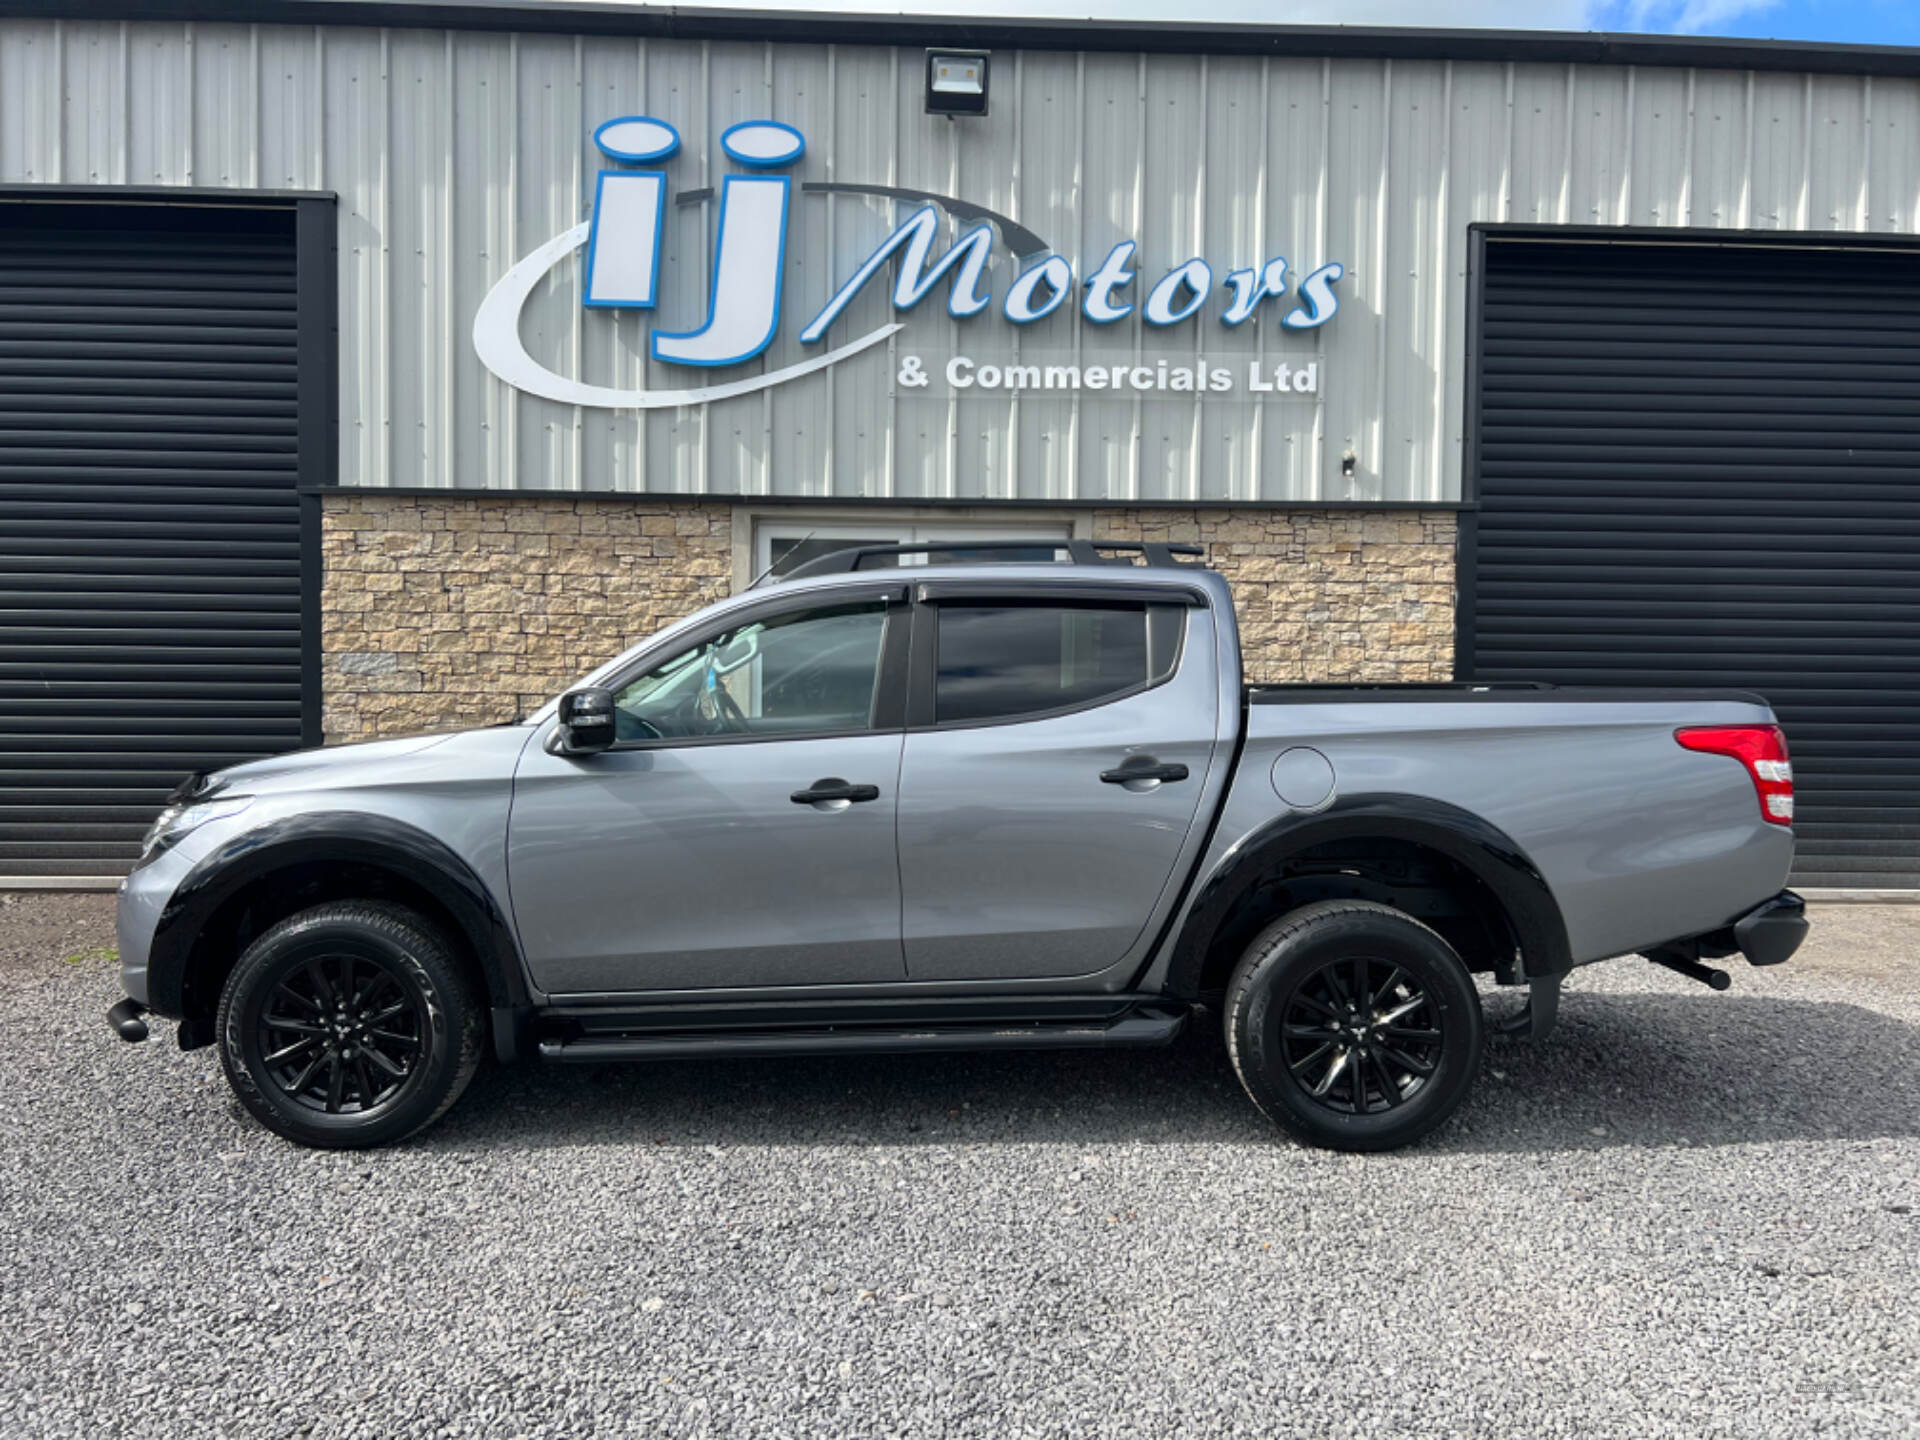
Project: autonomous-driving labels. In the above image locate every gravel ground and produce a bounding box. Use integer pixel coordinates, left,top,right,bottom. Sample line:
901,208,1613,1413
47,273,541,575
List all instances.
1,893,1916,1440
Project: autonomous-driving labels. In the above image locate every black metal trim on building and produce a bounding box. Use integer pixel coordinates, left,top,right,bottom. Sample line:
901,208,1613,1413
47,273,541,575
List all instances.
1466,221,1920,253
1454,227,1490,682
293,197,338,748
0,183,340,207
9,3,1920,80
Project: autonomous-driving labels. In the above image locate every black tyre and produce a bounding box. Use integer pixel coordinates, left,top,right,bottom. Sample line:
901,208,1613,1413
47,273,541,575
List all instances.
217,902,484,1149
1223,899,1482,1152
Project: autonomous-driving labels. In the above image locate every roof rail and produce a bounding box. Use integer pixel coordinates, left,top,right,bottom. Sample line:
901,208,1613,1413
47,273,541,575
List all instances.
774,538,1207,583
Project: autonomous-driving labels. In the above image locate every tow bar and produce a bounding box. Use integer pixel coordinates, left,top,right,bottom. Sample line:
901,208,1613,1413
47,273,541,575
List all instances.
1640,891,1808,992
1646,947,1733,991
107,998,149,1043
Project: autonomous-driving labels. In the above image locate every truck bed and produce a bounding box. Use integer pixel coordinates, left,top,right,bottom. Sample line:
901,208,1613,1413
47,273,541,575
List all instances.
1223,680,1792,966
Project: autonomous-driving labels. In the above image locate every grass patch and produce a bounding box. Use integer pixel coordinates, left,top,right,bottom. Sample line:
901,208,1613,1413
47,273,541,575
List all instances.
62,945,118,967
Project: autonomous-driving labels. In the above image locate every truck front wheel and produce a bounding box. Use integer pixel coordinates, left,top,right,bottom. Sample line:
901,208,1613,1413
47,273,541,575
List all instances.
216,902,485,1149
1223,900,1483,1152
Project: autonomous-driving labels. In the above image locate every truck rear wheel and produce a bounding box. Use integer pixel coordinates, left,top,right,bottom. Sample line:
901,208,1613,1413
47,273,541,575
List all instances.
1223,900,1483,1152
216,902,484,1149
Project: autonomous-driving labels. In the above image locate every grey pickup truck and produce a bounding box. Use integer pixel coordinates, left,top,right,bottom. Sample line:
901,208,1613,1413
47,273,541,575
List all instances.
109,542,1807,1153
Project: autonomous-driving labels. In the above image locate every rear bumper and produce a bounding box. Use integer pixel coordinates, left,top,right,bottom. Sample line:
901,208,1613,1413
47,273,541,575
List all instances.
1641,889,1808,974
1732,889,1808,967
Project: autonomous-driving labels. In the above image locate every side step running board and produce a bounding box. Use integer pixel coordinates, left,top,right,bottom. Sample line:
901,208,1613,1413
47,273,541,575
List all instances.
537,1007,1187,1063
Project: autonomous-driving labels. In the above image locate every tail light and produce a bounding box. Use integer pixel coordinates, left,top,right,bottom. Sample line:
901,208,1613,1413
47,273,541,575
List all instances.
1675,724,1793,826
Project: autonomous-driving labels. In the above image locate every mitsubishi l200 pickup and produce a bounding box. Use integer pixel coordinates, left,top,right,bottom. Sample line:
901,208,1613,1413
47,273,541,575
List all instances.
109,541,1807,1152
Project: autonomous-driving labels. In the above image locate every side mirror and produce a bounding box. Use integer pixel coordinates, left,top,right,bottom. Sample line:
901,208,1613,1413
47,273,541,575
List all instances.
552,686,617,756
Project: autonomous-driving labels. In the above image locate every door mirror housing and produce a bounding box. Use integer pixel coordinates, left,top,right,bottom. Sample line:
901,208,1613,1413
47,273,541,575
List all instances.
552,686,617,756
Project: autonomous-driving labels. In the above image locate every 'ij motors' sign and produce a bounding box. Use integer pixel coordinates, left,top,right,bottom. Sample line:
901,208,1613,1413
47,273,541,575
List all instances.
474,116,1345,410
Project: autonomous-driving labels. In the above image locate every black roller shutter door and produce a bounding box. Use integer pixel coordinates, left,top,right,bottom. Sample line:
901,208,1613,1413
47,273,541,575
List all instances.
1466,233,1920,890
0,201,308,881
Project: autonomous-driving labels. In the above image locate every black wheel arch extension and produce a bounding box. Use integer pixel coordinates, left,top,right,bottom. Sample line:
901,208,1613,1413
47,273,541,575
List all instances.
1160,793,1573,999
147,812,531,1051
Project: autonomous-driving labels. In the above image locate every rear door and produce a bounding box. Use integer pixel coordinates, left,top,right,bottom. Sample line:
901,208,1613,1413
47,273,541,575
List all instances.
894,589,1220,982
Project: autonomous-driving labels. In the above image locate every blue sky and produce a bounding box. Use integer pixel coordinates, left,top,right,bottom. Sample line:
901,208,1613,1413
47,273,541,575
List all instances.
680,0,1920,46
1590,0,1920,43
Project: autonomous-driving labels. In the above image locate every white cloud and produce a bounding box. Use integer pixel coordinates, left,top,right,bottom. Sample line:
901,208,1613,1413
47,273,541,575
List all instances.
1605,0,1783,31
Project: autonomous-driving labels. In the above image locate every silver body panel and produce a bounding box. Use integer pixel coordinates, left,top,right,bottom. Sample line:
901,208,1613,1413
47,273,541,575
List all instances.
1136,693,1796,991
118,560,1794,1018
115,841,196,1007
116,727,534,1005
509,730,907,993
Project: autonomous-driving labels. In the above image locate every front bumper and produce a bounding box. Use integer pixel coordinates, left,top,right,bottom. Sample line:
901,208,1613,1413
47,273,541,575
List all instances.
114,835,202,1010
1731,889,1808,967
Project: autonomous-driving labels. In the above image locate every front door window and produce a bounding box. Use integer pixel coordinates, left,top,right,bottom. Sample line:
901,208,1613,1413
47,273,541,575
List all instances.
613,600,887,742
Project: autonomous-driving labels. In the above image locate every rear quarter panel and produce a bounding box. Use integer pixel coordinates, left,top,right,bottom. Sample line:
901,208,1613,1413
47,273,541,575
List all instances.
1211,696,1795,965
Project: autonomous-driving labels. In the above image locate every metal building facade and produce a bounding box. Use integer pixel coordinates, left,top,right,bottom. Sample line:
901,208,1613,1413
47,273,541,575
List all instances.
7,14,1919,504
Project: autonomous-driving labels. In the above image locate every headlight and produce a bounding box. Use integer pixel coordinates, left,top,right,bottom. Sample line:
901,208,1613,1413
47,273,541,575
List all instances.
139,795,253,863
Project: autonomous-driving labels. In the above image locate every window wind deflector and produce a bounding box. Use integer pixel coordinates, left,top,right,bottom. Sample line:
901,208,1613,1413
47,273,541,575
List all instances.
913,579,1206,606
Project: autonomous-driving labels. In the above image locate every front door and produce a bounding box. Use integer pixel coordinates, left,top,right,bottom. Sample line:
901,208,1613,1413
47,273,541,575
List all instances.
895,596,1221,982
509,594,908,995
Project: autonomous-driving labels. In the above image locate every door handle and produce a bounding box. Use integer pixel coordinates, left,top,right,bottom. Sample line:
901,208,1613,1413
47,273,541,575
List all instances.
790,777,882,806
1100,757,1190,786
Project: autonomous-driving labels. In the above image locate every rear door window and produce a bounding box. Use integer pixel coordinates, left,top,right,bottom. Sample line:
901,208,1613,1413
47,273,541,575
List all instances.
934,602,1176,725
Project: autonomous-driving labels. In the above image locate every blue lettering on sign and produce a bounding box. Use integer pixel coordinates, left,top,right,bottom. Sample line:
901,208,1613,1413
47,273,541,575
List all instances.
580,115,1346,367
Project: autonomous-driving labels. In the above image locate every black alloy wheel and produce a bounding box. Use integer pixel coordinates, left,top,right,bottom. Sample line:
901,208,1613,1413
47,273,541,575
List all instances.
1224,899,1483,1152
218,902,484,1148
256,951,428,1117
1278,955,1443,1116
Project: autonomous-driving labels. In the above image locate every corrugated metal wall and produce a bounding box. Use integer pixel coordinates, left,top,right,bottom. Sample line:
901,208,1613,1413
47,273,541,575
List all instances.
3,19,1917,501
